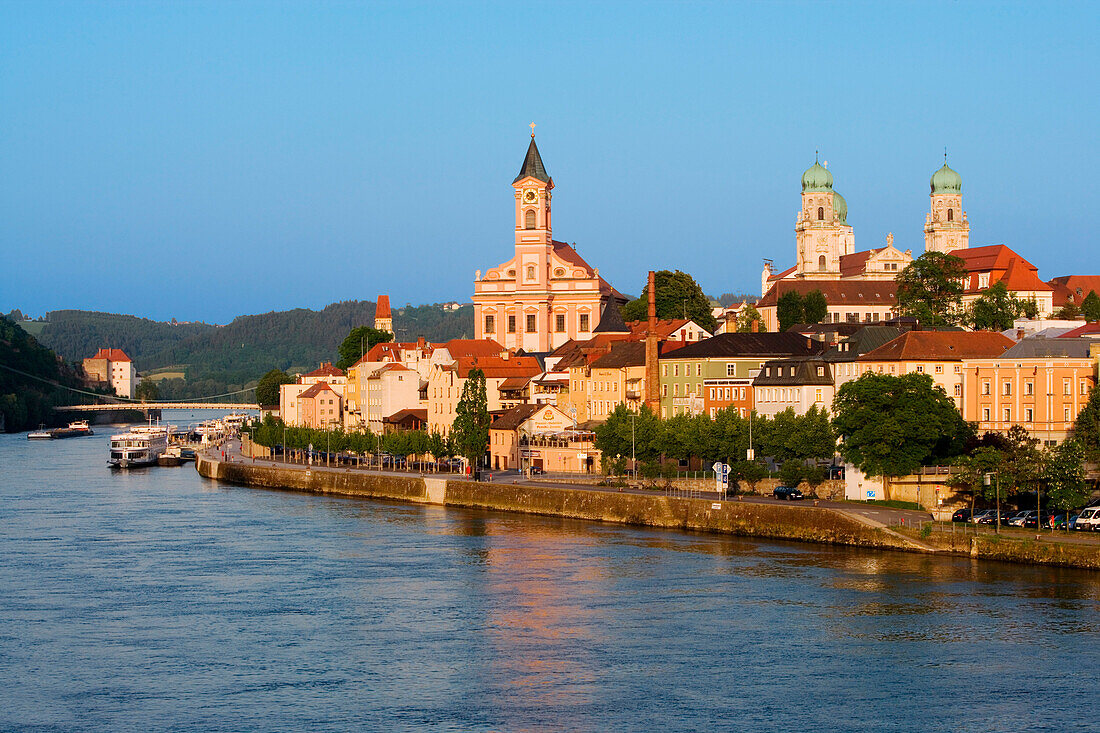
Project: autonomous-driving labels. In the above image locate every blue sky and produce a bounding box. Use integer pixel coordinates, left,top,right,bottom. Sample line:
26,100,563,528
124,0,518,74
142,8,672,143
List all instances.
2,1,1097,323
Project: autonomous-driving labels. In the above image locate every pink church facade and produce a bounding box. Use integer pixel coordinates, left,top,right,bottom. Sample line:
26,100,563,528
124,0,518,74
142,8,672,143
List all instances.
473,135,626,353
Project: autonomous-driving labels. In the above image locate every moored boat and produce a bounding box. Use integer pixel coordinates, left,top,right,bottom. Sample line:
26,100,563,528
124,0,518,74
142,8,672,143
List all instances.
108,425,170,468
27,425,53,440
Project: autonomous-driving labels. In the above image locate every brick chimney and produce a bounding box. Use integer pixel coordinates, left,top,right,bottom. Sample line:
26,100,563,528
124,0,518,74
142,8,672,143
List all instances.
645,270,661,414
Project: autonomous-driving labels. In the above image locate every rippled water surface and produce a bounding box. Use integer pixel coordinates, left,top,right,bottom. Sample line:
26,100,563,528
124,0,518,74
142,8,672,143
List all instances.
2,422,1099,732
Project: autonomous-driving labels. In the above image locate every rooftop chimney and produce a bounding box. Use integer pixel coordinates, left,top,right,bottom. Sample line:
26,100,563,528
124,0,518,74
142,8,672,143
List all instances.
645,270,661,414
647,270,657,334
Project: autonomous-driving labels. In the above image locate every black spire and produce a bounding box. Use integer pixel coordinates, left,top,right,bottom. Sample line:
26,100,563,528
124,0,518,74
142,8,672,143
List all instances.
593,302,629,334
513,136,551,184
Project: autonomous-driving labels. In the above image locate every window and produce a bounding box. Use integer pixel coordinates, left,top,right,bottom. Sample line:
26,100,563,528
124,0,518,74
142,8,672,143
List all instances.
982,380,991,396
484,315,495,334
1003,381,1012,396
817,366,824,377
947,208,954,222
1064,379,1071,395
696,382,701,395
1025,408,1034,422
817,206,824,221
954,384,962,397
1082,381,1090,395
527,265,536,281
815,389,822,403
983,407,991,421
935,365,943,374
507,315,516,333
662,384,667,397
696,364,702,376
727,363,736,376
555,314,565,332
916,365,924,373
954,365,961,374
674,383,679,396
1024,381,1034,396
580,314,589,331
818,255,827,271
709,388,715,400
1003,407,1012,421
674,364,679,377
525,209,536,229
663,364,668,377
1065,408,1072,421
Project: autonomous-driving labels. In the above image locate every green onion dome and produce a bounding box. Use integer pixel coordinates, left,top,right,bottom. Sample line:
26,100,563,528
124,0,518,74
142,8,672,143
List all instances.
832,191,848,223
801,160,833,192
930,162,962,194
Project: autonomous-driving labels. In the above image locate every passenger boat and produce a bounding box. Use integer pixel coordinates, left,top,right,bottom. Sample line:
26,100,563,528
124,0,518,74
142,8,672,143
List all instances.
27,420,95,440
27,425,53,440
108,425,170,468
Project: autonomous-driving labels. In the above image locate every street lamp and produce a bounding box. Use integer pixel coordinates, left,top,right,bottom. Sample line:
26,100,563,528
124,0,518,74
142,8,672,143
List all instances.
630,412,637,480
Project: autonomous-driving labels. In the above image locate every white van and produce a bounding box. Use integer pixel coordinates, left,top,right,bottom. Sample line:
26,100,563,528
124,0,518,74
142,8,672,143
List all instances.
1074,506,1100,531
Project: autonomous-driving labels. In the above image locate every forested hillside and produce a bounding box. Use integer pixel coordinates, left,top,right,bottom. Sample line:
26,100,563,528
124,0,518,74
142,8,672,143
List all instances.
27,301,474,400
0,317,94,432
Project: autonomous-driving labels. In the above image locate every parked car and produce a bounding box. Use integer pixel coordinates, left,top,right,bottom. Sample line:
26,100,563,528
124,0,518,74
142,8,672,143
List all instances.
773,485,804,500
1009,510,1037,527
1074,506,1100,531
1022,512,1052,529
973,509,1000,524
1049,513,1078,530
952,508,973,523
998,510,1026,526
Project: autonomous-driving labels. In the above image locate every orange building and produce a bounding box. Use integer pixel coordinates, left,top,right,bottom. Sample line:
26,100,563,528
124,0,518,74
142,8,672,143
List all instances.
963,338,1099,445
297,382,343,429
702,379,754,418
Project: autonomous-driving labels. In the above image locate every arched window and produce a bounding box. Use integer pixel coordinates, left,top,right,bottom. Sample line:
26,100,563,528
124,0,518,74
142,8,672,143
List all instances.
818,255,827,271
817,207,825,221
525,209,536,229
526,265,536,280
947,208,954,222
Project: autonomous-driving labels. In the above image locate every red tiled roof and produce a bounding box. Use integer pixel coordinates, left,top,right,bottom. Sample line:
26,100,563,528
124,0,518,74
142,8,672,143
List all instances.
445,338,506,358
454,354,542,379
767,265,797,282
361,341,435,364
997,256,1052,292
367,363,412,378
384,408,426,423
298,381,338,399
304,362,345,378
953,244,1037,272
91,348,131,362
838,248,886,278
552,240,627,301
858,331,1014,361
375,295,391,319
624,318,697,338
758,279,897,307
1058,322,1100,338
1048,276,1100,307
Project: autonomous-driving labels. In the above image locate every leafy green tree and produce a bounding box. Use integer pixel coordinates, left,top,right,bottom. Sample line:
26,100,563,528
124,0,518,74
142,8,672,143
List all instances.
1081,291,1100,322
802,290,828,325
621,270,718,332
135,379,160,402
969,281,1027,332
729,460,768,493
451,368,490,467
593,404,662,465
736,304,766,332
778,460,806,487
336,326,394,370
949,445,1004,515
1053,301,1081,320
1073,385,1100,462
832,372,971,477
895,252,967,328
776,291,804,332
1043,440,1090,519
255,368,293,407
997,425,1042,496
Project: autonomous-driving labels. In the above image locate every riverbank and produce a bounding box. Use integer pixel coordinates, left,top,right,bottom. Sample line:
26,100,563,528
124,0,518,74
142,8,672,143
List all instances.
196,453,1100,569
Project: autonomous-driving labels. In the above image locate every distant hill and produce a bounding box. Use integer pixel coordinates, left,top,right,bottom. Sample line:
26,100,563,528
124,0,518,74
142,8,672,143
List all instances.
0,317,97,432
27,301,474,400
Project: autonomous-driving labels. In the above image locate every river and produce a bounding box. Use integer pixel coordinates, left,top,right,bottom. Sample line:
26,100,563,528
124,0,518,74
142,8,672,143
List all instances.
2,415,1099,732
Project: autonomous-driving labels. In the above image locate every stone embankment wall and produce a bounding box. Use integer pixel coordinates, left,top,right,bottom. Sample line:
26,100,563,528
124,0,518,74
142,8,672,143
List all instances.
197,456,906,552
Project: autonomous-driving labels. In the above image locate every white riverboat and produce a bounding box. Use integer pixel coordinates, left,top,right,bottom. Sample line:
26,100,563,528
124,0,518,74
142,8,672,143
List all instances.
108,425,170,468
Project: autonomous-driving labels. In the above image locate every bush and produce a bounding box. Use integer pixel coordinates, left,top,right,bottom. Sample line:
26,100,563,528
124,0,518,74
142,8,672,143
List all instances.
778,460,805,487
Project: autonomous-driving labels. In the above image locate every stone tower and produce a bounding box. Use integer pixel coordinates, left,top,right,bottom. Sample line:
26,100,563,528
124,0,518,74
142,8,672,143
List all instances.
374,295,392,334
924,156,969,254
794,156,855,278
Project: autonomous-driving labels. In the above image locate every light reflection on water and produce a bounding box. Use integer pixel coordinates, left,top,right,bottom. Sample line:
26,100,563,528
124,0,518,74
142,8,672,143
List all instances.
2,427,1100,731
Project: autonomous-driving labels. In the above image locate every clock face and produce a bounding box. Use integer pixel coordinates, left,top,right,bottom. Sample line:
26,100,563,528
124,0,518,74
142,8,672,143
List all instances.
523,189,537,203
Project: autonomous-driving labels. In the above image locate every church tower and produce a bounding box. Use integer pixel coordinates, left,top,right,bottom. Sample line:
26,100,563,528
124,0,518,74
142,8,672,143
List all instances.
512,130,554,288
924,156,969,254
794,156,855,278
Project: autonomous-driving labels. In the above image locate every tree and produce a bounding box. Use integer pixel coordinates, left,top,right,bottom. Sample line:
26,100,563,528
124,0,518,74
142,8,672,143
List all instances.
451,368,490,467
949,445,1003,516
736,304,766,332
832,372,971,478
134,379,160,402
895,252,967,328
969,281,1027,332
776,291,804,332
729,460,768,493
1073,385,1100,462
255,368,293,407
621,270,719,332
1053,301,1081,320
1081,291,1100,322
336,326,394,370
802,290,828,325
593,404,661,465
1043,440,1090,521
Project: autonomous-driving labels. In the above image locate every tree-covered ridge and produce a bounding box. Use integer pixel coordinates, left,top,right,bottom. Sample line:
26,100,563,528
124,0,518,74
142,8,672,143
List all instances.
0,317,94,432
26,300,474,399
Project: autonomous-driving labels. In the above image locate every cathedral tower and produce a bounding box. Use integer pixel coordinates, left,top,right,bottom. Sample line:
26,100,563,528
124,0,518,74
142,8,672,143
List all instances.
794,156,855,278
924,156,969,254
